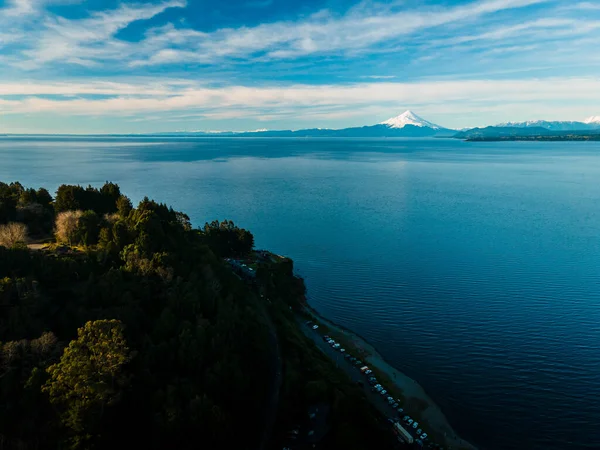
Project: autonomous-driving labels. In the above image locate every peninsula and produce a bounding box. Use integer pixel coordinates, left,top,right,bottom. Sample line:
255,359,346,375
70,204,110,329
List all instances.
0,180,475,450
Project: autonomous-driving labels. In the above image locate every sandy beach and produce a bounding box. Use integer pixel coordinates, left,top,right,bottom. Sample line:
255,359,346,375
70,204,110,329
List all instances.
303,305,477,450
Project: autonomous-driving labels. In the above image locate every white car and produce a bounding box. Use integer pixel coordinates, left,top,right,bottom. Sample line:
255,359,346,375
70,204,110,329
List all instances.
340,348,346,353
312,325,319,330
407,419,414,425
380,390,387,395
412,422,419,429
421,433,428,440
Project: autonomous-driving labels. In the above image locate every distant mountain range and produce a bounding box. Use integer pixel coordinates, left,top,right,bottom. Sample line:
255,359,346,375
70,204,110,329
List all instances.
155,110,600,139
9,112,596,139
495,117,600,131
157,111,455,138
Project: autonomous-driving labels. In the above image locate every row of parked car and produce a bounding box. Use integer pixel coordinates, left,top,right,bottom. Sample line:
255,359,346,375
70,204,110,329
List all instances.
320,334,433,446
367,378,429,442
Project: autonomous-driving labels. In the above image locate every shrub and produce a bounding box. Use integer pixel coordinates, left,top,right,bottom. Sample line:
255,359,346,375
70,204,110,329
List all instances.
0,222,27,248
55,211,83,245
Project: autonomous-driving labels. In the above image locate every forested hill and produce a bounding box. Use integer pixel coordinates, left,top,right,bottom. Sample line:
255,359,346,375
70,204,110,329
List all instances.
0,181,399,450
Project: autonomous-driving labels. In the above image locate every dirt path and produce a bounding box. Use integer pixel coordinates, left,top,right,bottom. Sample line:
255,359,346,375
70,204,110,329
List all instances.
27,243,47,250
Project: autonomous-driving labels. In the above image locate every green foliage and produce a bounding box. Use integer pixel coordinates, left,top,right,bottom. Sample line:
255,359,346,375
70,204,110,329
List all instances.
0,182,272,450
0,181,396,450
0,181,54,235
116,195,133,218
201,219,254,257
43,320,131,448
55,182,121,216
77,210,101,246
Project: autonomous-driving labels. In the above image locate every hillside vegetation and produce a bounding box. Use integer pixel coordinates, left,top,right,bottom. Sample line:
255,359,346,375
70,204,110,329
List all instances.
0,181,398,450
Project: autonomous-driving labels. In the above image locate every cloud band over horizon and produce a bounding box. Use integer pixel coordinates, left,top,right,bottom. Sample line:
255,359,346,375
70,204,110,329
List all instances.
1,0,599,133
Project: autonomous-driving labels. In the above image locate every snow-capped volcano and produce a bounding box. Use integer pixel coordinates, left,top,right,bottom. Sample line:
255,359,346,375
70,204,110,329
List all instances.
381,110,443,130
584,116,600,124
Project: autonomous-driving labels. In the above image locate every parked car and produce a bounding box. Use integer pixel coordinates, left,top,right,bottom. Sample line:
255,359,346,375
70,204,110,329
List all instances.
380,389,387,395
340,348,345,353
417,428,422,434
365,370,372,375
421,433,428,440
397,408,404,413
392,402,398,408
355,360,363,366
413,422,419,429
407,419,414,425
312,325,319,330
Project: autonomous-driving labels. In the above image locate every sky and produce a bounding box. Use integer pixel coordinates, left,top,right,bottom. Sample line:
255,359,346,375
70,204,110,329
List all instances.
1,0,600,133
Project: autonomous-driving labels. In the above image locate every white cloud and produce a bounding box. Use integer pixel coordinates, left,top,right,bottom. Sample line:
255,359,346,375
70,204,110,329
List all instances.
2,0,37,17
570,2,600,10
3,0,552,69
12,0,186,68
129,0,550,66
2,77,600,128
2,0,600,132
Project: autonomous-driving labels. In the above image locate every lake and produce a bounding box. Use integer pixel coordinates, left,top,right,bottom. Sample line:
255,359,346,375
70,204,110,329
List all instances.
2,136,600,450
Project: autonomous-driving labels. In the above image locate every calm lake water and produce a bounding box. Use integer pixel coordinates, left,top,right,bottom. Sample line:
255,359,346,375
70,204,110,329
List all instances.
2,136,600,449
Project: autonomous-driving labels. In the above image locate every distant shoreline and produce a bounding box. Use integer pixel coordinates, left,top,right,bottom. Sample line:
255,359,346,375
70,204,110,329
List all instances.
3,133,600,142
300,302,478,450
465,135,600,142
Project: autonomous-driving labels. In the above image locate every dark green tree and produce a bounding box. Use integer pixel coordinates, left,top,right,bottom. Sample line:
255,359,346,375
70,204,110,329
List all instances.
43,320,132,448
77,210,101,246
116,195,133,218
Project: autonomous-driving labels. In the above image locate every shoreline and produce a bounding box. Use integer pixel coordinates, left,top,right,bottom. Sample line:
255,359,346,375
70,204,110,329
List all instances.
301,303,478,450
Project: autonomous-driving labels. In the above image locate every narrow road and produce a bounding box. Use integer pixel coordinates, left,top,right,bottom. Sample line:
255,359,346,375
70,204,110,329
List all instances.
258,303,282,450
298,320,425,445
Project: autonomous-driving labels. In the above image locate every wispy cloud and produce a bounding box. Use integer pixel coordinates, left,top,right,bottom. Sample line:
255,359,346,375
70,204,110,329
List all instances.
7,0,186,68
360,75,397,79
2,77,600,127
2,0,38,17
3,0,551,69
1,0,600,132
130,0,550,66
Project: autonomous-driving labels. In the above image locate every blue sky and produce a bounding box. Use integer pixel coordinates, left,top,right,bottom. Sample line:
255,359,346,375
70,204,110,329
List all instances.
1,0,600,133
